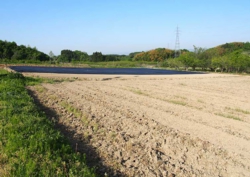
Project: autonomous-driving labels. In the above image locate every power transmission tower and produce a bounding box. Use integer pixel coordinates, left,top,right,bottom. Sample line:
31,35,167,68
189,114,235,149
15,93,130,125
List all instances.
174,26,181,58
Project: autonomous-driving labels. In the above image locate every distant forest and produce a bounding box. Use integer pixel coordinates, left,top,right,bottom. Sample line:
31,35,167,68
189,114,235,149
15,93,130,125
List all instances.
1,39,250,73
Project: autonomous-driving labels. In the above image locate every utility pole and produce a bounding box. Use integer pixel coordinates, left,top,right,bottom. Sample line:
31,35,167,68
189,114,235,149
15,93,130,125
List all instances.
174,26,181,58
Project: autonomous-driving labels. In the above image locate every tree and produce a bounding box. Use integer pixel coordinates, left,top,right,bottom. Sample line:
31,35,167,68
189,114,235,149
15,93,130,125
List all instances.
192,45,210,70
11,49,27,60
211,56,230,72
229,50,250,73
178,52,198,70
60,49,74,62
91,52,103,62
133,48,173,62
129,52,142,59
0,41,17,59
104,55,117,61
243,42,250,50
133,52,149,61
167,58,183,70
73,50,89,61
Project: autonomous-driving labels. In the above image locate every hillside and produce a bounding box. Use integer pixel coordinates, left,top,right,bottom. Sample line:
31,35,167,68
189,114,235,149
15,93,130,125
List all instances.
205,42,250,57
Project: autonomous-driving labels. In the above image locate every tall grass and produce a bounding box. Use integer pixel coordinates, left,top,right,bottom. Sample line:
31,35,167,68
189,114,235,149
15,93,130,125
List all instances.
0,72,96,176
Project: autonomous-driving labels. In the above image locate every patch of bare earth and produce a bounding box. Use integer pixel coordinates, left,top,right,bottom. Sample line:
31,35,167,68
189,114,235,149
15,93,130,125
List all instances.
28,73,250,177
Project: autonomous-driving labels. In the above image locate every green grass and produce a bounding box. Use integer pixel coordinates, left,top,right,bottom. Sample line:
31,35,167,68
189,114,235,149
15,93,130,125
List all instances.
225,107,250,115
130,89,144,95
235,108,250,114
23,75,79,86
128,88,188,106
168,100,187,106
60,101,83,119
59,101,99,132
0,69,8,74
0,72,96,177
215,112,241,121
25,76,69,86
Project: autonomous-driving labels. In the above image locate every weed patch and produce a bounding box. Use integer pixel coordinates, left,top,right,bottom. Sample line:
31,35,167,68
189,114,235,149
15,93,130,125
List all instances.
132,89,144,95
168,100,187,106
215,113,241,121
127,88,188,106
225,107,250,115
0,72,96,176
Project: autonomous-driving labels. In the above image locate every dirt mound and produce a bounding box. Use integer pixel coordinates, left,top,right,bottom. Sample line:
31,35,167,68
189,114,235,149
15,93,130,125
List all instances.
28,73,250,176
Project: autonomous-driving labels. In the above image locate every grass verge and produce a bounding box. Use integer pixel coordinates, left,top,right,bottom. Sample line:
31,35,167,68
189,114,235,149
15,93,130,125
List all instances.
0,72,96,176
24,76,77,86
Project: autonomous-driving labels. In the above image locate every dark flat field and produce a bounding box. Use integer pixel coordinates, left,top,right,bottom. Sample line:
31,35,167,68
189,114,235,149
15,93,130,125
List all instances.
10,66,205,75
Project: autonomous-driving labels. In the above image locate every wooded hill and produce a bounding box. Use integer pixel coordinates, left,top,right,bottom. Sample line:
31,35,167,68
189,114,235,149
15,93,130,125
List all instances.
133,42,250,73
182,42,250,72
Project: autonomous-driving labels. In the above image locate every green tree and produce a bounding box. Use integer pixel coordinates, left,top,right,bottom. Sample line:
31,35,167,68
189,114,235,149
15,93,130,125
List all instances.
178,52,198,70
167,58,183,70
229,50,250,72
104,55,117,61
91,52,103,62
11,49,27,60
193,45,211,70
60,49,74,62
211,56,230,72
73,50,89,61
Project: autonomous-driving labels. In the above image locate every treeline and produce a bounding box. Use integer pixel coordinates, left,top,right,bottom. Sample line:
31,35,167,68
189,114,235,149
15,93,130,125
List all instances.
134,42,250,73
58,50,130,62
0,40,50,62
1,39,250,73
211,49,250,72
0,40,131,64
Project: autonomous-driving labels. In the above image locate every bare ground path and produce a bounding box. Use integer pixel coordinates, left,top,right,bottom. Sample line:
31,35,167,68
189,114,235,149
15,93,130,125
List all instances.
27,73,250,176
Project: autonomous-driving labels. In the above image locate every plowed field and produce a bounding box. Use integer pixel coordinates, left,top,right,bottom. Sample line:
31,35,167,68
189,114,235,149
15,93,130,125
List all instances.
28,73,250,177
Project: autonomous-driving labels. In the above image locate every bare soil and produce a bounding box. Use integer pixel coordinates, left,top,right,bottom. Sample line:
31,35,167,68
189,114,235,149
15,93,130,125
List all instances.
27,72,250,177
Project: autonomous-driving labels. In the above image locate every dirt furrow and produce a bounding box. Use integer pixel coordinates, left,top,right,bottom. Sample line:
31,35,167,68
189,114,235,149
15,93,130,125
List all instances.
73,81,250,141
27,74,250,176
37,79,250,176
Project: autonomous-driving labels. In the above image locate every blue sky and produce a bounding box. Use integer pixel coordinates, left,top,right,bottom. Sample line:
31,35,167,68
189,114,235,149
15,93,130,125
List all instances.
0,0,249,55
